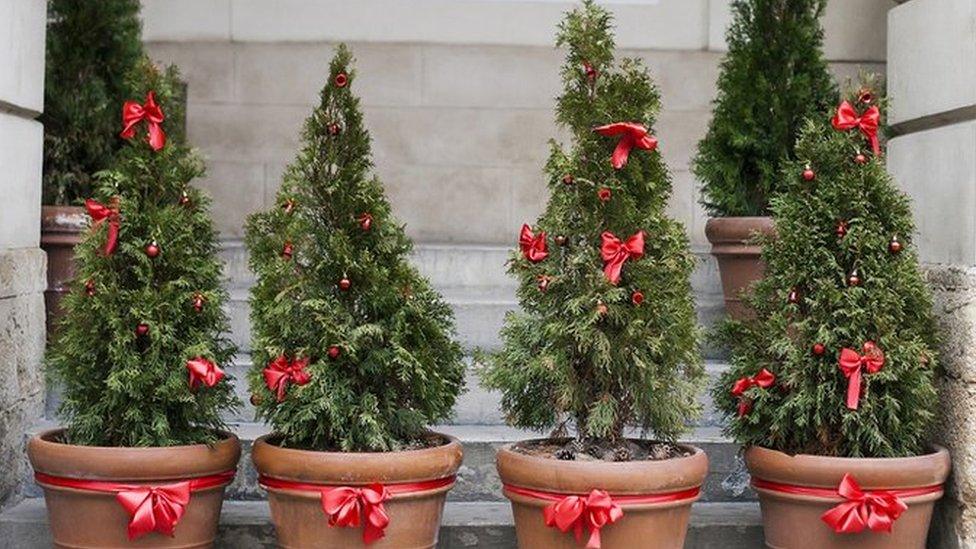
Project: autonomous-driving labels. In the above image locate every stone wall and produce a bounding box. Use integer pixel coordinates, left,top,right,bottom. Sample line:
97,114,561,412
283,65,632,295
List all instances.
0,0,47,512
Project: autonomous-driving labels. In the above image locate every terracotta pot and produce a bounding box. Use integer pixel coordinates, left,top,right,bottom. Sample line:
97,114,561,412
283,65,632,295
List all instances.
746,445,951,549
40,205,88,335
252,432,463,548
27,428,241,548
704,216,775,320
497,439,708,548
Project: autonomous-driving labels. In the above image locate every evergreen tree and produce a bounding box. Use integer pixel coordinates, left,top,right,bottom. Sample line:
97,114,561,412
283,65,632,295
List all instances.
245,45,465,453
713,83,940,458
47,60,237,447
480,1,703,458
694,0,837,217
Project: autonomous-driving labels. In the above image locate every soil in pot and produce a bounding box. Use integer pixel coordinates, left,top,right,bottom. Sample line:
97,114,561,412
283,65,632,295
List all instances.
252,432,463,548
746,445,951,549
705,216,776,321
40,205,88,335
27,428,241,548
498,438,708,549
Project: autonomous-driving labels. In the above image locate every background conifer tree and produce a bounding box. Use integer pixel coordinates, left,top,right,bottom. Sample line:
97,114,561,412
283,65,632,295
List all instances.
245,45,465,453
47,60,237,447
480,0,703,459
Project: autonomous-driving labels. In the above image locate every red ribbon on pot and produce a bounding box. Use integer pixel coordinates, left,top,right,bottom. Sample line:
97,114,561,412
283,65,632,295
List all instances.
263,355,311,401
121,91,166,151
186,357,225,389
85,198,120,256
34,470,235,540
831,101,880,156
593,122,657,169
519,224,549,263
838,342,885,410
600,231,644,285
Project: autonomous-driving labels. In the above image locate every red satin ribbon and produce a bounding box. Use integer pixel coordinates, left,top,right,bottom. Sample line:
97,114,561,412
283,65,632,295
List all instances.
751,475,941,535
259,475,456,545
593,122,658,169
263,355,311,402
504,484,700,548
85,198,120,256
838,343,885,410
600,231,644,285
519,224,549,263
186,357,225,389
34,470,235,540
831,101,880,156
731,368,776,417
121,91,166,151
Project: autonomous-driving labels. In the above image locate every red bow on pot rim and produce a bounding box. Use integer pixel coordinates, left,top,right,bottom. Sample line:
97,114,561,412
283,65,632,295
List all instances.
263,355,311,401
593,122,657,169
186,357,225,389
600,231,644,285
519,224,549,263
831,101,880,156
838,342,885,410
85,198,120,256
121,91,166,151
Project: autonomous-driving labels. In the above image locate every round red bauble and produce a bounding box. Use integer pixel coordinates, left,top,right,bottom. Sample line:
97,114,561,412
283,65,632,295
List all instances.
848,270,862,287
338,277,351,291
554,235,568,246
812,343,826,356
596,301,608,317
145,241,160,259
250,393,263,406
328,123,342,136
583,61,597,81
537,276,551,292
359,213,373,231
136,323,150,337
788,287,801,304
334,72,348,88
192,293,205,312
328,346,341,359
889,236,903,254
597,187,612,202
631,290,644,305
802,167,816,181
283,199,296,214
855,153,867,165
858,89,873,105
562,174,574,185
282,241,293,259
178,191,191,206
835,221,848,238
84,279,96,297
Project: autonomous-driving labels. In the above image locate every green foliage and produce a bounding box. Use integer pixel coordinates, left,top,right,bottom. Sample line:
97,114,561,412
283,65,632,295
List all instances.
245,45,465,453
479,1,704,445
713,83,940,458
694,0,837,217
47,60,237,447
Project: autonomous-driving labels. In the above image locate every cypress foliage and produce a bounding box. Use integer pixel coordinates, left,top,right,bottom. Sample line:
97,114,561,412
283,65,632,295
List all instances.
713,83,940,458
47,60,237,447
480,1,703,454
245,45,465,453
694,0,836,217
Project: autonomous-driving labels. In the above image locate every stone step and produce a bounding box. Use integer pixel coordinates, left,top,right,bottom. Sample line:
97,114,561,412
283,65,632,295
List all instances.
0,498,763,548
19,422,754,505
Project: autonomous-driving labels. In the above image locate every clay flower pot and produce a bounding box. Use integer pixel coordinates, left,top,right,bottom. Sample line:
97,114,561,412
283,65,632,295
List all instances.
704,216,776,320
497,439,708,548
252,432,462,548
27,428,241,548
40,205,88,334
746,445,951,548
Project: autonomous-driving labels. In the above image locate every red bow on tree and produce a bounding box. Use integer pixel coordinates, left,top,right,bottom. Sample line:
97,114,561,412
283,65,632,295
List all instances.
543,489,624,549
593,122,658,169
519,224,549,263
821,474,908,534
838,342,885,410
831,101,880,156
85,198,120,256
600,231,644,285
121,91,166,151
730,368,776,417
263,355,311,401
185,357,225,389
321,484,391,545
116,482,191,540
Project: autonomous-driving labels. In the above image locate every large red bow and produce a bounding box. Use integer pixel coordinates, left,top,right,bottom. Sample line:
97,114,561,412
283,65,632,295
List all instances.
85,198,120,255
186,357,225,389
543,489,623,549
263,355,311,401
519,224,549,263
321,484,391,545
730,368,776,417
600,231,644,285
121,91,166,151
821,474,908,534
831,101,880,156
116,482,191,540
593,122,657,169
838,342,885,410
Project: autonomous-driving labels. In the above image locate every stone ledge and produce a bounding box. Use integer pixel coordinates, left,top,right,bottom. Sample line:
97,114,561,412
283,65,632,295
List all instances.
0,248,45,300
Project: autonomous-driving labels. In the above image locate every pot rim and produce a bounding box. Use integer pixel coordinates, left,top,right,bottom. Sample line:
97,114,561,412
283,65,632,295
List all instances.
32,428,238,450
255,430,459,458
704,215,776,243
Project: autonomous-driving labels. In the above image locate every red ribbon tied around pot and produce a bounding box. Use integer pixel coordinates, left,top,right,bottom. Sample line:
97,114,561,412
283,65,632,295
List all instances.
185,357,225,389
838,342,885,410
263,355,311,401
593,122,658,169
730,368,775,417
543,489,623,549
321,484,391,544
85,198,120,255
519,224,549,263
121,91,166,151
600,231,644,285
821,474,908,534
831,101,880,156
115,482,191,540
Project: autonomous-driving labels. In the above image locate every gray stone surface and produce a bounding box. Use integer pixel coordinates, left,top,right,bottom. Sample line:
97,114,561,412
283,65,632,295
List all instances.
0,112,42,250
0,0,46,114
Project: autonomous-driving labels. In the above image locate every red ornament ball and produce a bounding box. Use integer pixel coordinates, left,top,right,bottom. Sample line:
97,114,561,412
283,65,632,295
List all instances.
631,290,644,305
554,235,568,246
812,343,826,356
562,174,574,185
145,241,160,259
282,199,296,214
84,279,96,297
282,241,293,259
855,153,867,165
250,393,263,406
583,61,598,81
359,213,373,231
858,89,873,105
596,302,609,317
328,123,342,136
338,277,352,291
537,275,551,292
802,167,816,181
848,270,862,287
192,293,205,312
835,221,848,238
889,236,903,254
328,345,341,360
788,287,801,304
334,72,348,88
597,187,612,202
178,191,191,206
136,323,150,337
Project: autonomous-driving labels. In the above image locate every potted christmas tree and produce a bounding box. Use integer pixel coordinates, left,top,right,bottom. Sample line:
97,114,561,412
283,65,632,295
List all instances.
713,83,951,548
28,60,240,548
480,2,707,547
246,45,466,548
694,0,836,319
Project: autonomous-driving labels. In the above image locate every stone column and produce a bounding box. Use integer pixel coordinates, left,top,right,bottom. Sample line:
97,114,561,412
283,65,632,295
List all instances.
0,0,47,511
887,0,976,546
